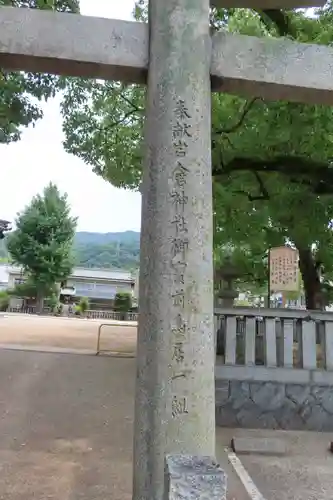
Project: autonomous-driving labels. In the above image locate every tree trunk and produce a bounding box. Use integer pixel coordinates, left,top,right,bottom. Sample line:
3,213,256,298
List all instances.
297,247,322,310
35,291,44,315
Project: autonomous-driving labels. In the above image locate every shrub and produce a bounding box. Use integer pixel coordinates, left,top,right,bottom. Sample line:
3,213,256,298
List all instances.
114,292,132,311
74,305,81,316
79,296,89,314
114,292,132,320
47,294,60,314
0,291,9,311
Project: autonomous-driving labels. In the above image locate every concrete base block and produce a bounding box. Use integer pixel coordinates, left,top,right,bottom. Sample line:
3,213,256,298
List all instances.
231,437,287,456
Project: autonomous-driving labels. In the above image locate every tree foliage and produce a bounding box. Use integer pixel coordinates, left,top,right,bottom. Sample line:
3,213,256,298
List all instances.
78,296,89,314
0,290,9,311
8,278,58,299
7,183,77,310
0,0,79,144
61,3,333,309
114,292,132,312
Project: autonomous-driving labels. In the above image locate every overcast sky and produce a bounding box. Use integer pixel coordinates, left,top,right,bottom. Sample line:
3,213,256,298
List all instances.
0,0,141,233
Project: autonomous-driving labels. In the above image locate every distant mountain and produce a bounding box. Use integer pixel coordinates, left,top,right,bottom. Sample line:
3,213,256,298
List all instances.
75,231,140,246
74,231,140,270
1,231,141,270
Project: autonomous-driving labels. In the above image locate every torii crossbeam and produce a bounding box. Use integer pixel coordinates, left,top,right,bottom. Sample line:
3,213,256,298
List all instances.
0,6,332,104
0,3,330,499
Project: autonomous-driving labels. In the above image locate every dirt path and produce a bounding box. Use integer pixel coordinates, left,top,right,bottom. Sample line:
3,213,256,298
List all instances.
0,350,135,500
1,347,332,499
0,314,137,353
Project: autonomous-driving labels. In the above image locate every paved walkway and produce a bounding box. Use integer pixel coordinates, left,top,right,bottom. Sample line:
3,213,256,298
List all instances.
0,349,332,499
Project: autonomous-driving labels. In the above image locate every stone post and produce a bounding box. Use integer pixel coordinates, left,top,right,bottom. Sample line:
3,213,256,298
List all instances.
214,257,240,309
164,455,227,500
133,0,215,498
214,258,241,357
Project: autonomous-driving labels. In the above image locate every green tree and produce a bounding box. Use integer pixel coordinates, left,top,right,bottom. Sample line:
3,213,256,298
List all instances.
0,0,79,144
61,4,333,309
7,183,77,312
114,292,132,320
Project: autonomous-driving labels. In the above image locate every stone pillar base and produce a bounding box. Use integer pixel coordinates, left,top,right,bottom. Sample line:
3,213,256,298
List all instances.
164,454,227,499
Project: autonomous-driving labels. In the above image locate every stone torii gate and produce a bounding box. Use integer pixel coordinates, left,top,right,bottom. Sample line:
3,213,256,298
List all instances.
0,0,331,497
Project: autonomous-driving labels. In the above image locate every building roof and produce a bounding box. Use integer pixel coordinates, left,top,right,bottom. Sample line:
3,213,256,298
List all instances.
2,264,135,283
71,267,133,282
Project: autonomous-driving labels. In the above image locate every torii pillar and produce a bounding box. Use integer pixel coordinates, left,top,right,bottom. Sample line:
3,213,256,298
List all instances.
133,0,214,498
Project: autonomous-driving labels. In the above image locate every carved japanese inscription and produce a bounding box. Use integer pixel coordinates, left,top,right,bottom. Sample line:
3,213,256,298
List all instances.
170,99,193,418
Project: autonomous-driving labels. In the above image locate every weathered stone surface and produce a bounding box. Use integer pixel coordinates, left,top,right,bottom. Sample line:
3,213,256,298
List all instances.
229,381,250,410
133,1,215,499
164,455,226,500
216,380,333,431
215,384,229,405
312,386,333,414
305,405,331,431
215,406,238,428
231,437,286,456
274,400,304,430
251,382,285,411
211,32,333,105
0,7,148,83
2,8,333,107
236,404,264,428
286,384,311,406
256,412,279,429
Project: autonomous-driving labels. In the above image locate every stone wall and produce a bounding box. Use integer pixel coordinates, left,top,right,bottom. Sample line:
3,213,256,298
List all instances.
215,379,333,431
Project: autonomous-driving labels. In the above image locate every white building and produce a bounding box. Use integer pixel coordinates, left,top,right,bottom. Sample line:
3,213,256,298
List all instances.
1,264,138,309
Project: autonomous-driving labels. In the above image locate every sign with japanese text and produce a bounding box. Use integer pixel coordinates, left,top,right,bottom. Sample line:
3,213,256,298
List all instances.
269,246,299,292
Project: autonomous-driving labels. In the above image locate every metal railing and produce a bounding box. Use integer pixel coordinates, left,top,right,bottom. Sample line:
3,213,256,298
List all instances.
6,306,138,322
96,322,137,355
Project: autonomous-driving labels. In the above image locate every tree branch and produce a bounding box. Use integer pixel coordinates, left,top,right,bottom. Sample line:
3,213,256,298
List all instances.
233,171,270,201
214,97,262,136
212,155,333,196
104,109,139,130
226,156,332,176
119,92,143,113
249,172,270,201
258,9,295,38
83,109,140,137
